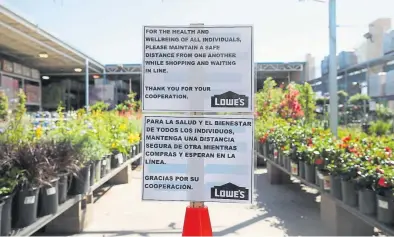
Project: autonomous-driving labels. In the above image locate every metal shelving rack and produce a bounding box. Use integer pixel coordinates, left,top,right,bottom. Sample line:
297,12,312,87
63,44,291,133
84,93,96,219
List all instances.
0,70,42,111
311,52,394,98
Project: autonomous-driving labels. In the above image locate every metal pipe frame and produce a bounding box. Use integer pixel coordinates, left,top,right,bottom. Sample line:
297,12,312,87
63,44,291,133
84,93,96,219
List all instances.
328,0,338,136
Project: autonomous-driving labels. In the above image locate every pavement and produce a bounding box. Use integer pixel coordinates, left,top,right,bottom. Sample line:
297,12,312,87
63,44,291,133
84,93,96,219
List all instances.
74,168,330,237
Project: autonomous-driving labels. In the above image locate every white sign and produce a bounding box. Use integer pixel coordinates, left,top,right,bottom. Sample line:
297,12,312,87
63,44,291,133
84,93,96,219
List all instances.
142,115,254,203
142,25,254,113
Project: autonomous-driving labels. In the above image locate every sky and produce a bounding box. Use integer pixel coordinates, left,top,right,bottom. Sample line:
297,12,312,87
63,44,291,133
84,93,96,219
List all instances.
2,0,394,75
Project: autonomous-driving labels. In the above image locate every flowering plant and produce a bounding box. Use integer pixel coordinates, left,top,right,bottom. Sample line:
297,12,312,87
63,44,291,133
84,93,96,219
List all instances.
277,84,304,120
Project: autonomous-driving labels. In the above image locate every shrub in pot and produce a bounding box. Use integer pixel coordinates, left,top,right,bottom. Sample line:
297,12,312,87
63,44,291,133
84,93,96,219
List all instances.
12,142,51,228
340,156,360,207
302,145,317,184
49,139,82,204
326,136,356,200
327,159,345,200
355,161,378,215
0,149,23,236
375,165,394,225
298,149,307,179
79,137,109,185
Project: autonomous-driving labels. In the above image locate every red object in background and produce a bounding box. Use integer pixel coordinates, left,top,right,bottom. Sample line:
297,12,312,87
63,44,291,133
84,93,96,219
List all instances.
25,84,40,103
182,206,212,236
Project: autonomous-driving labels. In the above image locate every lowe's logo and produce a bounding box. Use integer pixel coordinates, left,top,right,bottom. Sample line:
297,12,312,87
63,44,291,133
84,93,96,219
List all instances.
210,183,249,200
211,91,248,108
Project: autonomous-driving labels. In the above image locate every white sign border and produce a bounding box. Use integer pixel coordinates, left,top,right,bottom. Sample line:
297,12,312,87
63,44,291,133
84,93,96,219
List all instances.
141,24,254,113
141,114,255,204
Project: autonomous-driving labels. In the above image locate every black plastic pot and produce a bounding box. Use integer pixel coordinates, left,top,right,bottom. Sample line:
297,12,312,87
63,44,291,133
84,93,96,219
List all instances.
264,142,269,157
0,192,15,236
101,156,107,178
377,193,394,224
132,145,137,157
279,151,285,167
362,123,370,133
283,156,291,172
0,200,4,235
259,142,264,155
89,161,96,186
329,175,342,200
12,186,40,228
58,173,68,204
256,155,266,167
138,141,142,153
111,155,120,168
315,168,319,186
94,159,102,182
318,170,330,191
341,179,358,207
70,164,91,195
105,155,111,173
304,163,315,183
111,152,124,169
39,179,59,217
358,188,376,215
298,161,306,178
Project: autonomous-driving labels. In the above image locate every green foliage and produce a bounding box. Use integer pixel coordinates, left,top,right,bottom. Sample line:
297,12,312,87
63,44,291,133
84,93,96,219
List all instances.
0,91,8,121
4,90,30,144
0,167,24,195
337,90,348,104
369,120,392,136
316,97,329,106
375,104,394,122
296,82,316,124
349,93,370,105
90,101,109,113
255,77,283,121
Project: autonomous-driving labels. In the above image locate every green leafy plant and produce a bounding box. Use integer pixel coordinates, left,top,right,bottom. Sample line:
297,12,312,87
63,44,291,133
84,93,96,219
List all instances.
90,101,109,113
0,91,9,121
337,90,348,104
369,120,392,136
296,82,316,124
349,93,370,105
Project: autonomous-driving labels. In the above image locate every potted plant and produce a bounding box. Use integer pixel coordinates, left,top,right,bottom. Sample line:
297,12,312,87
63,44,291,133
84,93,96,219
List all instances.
0,142,23,236
31,141,61,217
12,142,44,228
375,165,394,225
355,146,379,215
50,139,82,204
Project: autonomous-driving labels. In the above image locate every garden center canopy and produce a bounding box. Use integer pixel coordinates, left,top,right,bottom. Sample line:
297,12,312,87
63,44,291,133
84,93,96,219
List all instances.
0,4,104,75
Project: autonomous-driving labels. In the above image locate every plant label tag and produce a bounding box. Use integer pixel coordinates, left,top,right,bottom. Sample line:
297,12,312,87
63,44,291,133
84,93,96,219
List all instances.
133,146,136,151
317,172,324,179
46,187,56,196
378,200,389,209
290,162,298,175
116,153,124,164
323,177,331,190
274,149,278,159
24,196,35,204
102,160,107,166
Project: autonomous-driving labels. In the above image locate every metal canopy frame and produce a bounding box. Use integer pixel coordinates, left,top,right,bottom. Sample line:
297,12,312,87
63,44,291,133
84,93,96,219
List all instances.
255,62,304,72
104,62,305,75
0,4,104,74
105,64,141,74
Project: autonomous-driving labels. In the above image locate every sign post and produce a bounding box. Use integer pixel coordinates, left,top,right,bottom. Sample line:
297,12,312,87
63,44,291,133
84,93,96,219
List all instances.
141,24,254,236
188,22,206,214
